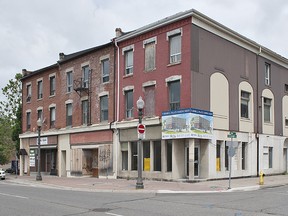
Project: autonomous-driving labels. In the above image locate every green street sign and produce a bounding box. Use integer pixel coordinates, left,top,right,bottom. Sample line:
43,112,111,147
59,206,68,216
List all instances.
227,132,237,138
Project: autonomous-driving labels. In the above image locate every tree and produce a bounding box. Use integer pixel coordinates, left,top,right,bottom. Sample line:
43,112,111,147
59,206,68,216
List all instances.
0,73,22,162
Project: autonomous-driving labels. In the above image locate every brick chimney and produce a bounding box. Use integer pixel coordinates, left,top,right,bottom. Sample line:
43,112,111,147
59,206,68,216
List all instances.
59,52,65,60
115,28,123,37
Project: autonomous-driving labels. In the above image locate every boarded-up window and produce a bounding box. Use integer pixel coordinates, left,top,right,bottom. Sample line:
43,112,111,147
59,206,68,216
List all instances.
144,85,155,117
145,42,155,71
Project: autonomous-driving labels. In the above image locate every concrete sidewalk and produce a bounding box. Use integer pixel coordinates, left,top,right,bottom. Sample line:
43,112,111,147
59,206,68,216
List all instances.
4,174,288,194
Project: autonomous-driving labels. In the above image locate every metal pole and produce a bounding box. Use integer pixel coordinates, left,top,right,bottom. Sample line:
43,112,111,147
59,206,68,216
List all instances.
228,137,232,189
136,108,144,189
36,126,42,181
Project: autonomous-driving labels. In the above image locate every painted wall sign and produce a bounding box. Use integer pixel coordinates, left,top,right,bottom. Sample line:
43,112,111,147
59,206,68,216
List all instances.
162,108,213,139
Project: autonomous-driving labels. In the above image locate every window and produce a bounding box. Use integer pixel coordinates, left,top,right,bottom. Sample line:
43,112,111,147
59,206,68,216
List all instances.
264,97,272,123
82,66,89,88
121,143,128,170
100,95,108,122
125,90,133,118
37,80,43,99
50,76,56,96
168,81,180,110
285,84,288,93
131,142,137,171
143,141,150,171
26,112,31,130
82,100,89,125
102,59,109,83
242,142,247,170
241,91,250,119
269,147,273,168
144,85,155,117
37,109,43,121
67,71,73,93
153,141,161,171
166,140,172,172
265,63,271,86
66,103,72,126
50,107,56,128
145,42,155,71
125,50,133,75
169,34,181,64
285,118,288,127
216,141,221,171
26,84,31,102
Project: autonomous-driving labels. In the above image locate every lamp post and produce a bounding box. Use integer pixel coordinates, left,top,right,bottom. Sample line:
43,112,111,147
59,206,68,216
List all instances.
36,118,42,181
136,96,144,189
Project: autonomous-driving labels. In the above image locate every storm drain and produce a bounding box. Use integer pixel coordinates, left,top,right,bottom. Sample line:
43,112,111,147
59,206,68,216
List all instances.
92,208,111,212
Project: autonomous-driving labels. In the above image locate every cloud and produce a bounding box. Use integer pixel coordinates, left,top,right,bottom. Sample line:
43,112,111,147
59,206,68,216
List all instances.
0,0,287,101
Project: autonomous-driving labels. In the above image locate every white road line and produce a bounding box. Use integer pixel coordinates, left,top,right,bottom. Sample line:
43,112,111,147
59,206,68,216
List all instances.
106,212,123,216
0,192,28,199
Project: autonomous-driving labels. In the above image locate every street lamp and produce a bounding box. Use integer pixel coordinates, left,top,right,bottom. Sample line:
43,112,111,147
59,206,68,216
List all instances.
36,118,42,181
136,96,144,189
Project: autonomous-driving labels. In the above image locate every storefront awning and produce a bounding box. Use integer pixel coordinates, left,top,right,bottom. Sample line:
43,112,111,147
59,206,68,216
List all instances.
19,149,28,155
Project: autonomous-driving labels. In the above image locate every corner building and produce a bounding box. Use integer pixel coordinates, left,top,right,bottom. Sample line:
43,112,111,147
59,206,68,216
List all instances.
113,9,288,180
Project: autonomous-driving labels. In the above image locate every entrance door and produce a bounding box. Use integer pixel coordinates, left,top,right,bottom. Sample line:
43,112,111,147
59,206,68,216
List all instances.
194,146,200,177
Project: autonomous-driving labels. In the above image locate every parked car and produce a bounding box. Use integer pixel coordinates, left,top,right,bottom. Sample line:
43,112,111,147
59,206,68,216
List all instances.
0,169,5,180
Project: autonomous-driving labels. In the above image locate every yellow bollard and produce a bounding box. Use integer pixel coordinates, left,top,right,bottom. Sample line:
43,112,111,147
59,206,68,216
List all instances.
259,171,264,185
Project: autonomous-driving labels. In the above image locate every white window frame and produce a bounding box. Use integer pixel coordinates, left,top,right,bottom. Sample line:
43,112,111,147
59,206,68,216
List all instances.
265,63,271,86
241,91,250,119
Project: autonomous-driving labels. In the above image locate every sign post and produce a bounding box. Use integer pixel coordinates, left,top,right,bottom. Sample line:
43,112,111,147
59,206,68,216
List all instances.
227,132,237,189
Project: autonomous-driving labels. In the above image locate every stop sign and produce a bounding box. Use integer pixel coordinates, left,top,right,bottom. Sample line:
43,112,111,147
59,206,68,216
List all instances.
138,124,145,134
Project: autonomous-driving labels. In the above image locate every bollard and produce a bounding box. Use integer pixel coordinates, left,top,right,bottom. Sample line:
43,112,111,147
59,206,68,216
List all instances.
259,171,264,185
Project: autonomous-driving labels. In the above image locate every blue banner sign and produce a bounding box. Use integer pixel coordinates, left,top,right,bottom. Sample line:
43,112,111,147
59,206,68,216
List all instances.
162,108,213,140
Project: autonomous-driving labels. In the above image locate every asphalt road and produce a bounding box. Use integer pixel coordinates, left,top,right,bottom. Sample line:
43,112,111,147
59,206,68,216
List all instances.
1,180,288,216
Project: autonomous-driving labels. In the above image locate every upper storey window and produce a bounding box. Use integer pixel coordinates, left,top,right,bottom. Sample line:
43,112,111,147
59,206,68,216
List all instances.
144,37,156,71
50,75,56,96
122,45,134,76
66,71,73,93
102,59,110,83
168,80,180,110
82,65,90,88
265,63,271,86
167,28,182,64
241,91,250,119
37,80,43,99
26,84,31,102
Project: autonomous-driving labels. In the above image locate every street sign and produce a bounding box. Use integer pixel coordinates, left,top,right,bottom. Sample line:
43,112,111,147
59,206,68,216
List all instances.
227,132,237,138
138,124,145,134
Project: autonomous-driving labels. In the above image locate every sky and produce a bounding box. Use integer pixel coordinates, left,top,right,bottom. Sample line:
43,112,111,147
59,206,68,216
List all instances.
0,0,288,101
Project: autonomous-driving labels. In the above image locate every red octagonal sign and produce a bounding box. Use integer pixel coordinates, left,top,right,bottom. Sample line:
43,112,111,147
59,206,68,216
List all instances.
138,124,145,134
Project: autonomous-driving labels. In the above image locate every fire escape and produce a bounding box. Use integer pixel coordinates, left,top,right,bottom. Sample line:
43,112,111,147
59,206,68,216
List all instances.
73,69,92,126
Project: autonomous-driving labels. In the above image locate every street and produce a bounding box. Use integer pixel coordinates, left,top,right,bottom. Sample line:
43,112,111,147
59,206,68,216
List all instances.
1,180,288,215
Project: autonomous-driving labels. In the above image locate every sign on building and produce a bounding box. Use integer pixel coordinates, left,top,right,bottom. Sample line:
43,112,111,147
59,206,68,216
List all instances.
162,108,213,139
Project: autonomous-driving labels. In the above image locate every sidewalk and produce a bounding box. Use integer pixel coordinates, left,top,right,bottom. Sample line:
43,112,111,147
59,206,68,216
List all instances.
5,174,288,194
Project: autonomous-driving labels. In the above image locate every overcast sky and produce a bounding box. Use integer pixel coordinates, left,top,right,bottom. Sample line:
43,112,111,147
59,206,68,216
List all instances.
0,0,287,101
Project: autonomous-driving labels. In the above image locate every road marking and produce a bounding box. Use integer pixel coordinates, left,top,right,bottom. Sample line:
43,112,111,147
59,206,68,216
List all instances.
0,192,28,199
106,212,123,216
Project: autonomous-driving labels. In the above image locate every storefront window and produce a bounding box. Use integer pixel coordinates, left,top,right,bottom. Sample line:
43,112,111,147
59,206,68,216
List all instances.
154,141,161,171
131,142,137,170
166,140,172,172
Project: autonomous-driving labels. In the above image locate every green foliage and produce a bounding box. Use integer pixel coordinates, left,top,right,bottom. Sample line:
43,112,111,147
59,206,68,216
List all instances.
0,73,22,162
0,117,14,164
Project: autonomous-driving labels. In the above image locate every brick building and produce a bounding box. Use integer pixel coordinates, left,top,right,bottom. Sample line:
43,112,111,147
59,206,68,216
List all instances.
20,9,288,181
20,42,115,177
113,9,288,181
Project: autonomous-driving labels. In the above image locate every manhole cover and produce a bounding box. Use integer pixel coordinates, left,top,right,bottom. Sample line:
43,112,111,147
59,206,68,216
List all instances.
92,208,111,212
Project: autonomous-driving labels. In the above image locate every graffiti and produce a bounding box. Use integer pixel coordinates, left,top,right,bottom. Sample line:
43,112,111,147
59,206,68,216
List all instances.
99,148,111,162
